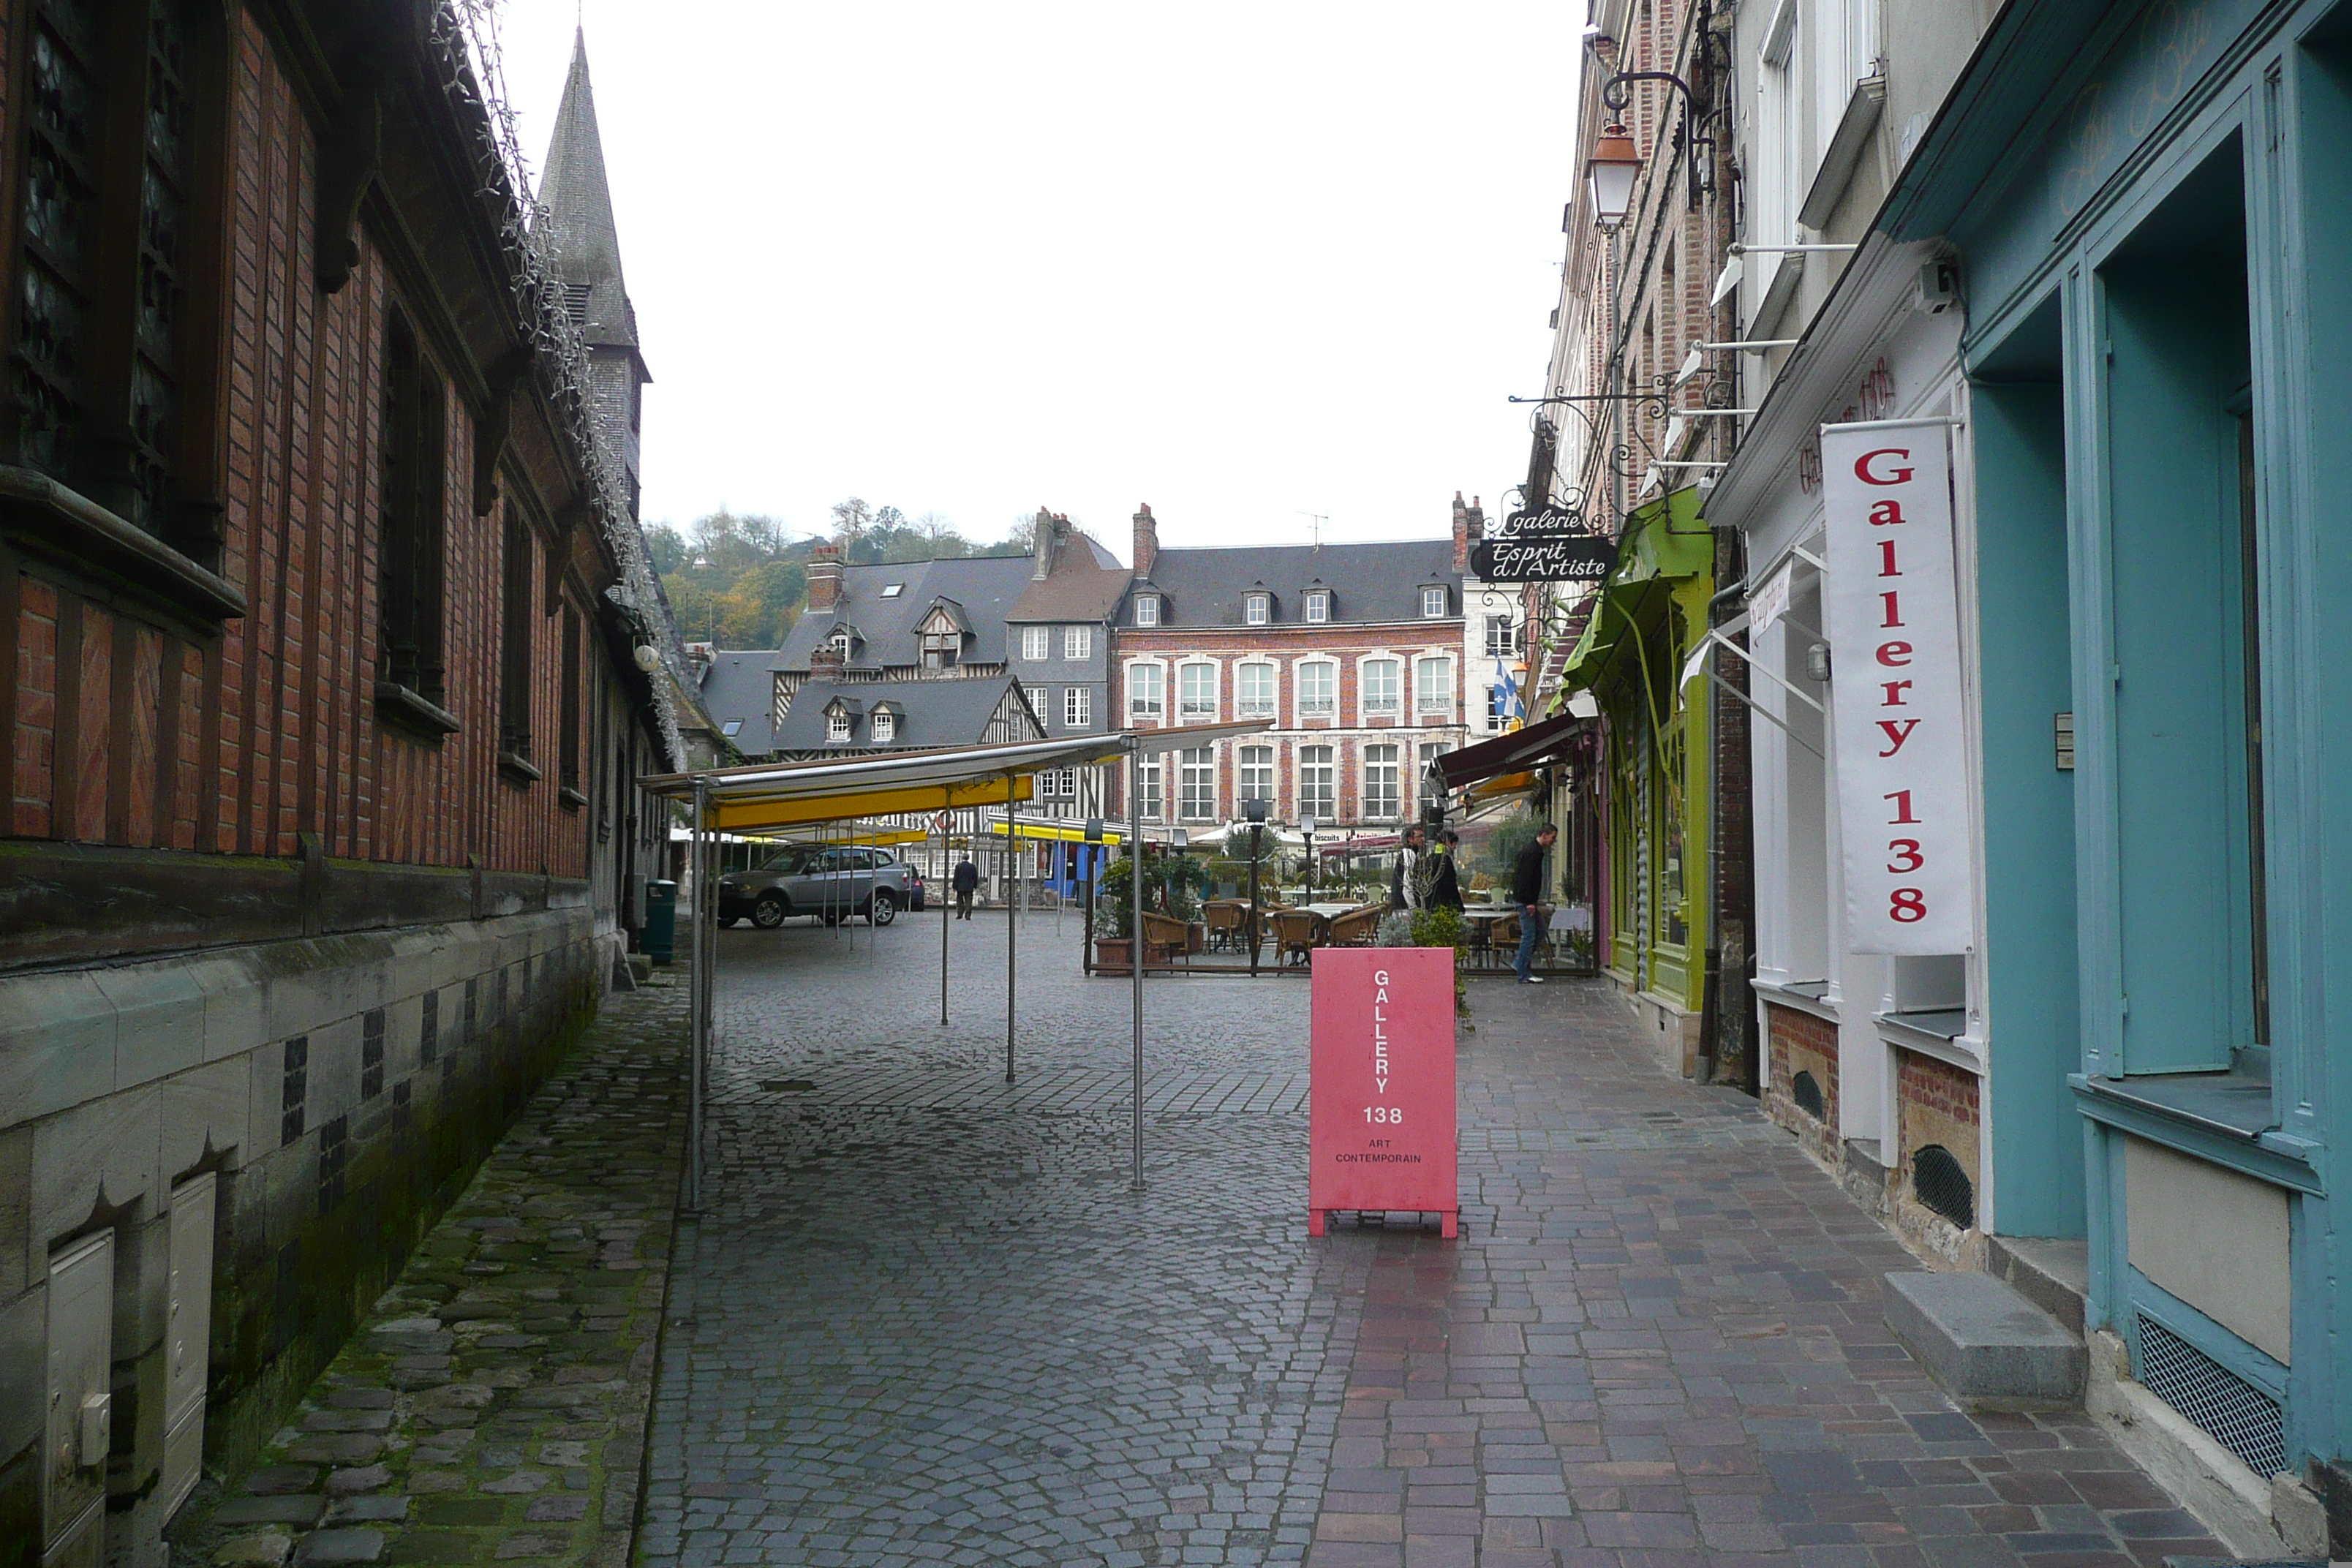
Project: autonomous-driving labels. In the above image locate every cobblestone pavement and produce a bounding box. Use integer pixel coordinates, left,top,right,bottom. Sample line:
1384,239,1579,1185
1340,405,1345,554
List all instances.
646,914,2225,1568
172,973,688,1568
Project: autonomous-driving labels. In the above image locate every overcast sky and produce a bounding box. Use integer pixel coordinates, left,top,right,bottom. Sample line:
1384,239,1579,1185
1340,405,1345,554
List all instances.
494,4,1579,557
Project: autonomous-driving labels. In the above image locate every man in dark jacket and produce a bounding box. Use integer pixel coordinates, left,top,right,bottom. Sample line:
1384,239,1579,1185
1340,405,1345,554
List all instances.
1388,826,1427,911
1511,823,1558,982
1431,829,1465,911
951,857,979,919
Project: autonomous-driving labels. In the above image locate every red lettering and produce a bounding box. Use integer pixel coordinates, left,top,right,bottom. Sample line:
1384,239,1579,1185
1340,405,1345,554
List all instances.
1880,591,1904,628
1877,718,1920,756
1880,679,1912,706
1885,790,1919,825
1869,499,1907,526
1877,539,1900,575
1855,448,1915,485
1876,641,1914,666
1888,840,1923,873
1891,888,1928,922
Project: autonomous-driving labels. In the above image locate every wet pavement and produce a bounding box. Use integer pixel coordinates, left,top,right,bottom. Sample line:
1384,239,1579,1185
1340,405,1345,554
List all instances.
640,913,2229,1568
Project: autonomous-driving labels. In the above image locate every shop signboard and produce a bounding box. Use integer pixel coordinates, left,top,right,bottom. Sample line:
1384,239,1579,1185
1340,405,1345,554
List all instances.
1308,947,1458,1236
1820,419,1973,954
1471,505,1618,583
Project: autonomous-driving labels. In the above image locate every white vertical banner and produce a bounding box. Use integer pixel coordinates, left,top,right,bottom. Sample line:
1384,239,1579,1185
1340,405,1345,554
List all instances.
1820,420,1973,954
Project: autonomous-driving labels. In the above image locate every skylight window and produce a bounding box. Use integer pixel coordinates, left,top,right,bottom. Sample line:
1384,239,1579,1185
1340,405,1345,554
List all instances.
722,719,743,736
880,584,904,598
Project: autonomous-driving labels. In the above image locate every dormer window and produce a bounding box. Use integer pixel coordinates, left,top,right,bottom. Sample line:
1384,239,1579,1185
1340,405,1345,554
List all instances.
826,711,851,743
1420,585,1448,618
1245,592,1271,625
829,630,851,657
1134,594,1160,627
871,709,896,742
1304,590,1330,623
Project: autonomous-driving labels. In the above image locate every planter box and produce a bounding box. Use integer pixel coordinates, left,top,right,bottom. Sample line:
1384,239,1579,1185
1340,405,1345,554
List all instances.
1093,937,1134,973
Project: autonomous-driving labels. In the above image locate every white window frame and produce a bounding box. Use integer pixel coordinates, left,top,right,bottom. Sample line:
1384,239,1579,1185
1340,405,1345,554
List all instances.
1235,660,1278,719
1137,755,1163,821
1064,685,1091,729
1484,618,1520,659
1063,625,1090,661
1757,1,1801,250
1177,660,1218,722
1415,655,1454,718
1133,593,1160,627
1487,685,1512,732
1021,625,1050,662
1177,747,1216,821
1420,584,1447,618
1363,743,1401,821
1245,592,1271,625
1126,660,1165,722
826,711,851,743
1298,744,1336,823
870,709,894,742
1295,659,1337,721
1304,590,1330,623
1360,656,1401,718
1238,744,1273,805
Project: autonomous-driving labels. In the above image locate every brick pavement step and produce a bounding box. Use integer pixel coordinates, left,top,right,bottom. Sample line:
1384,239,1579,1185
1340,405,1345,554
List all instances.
1882,1268,2087,1409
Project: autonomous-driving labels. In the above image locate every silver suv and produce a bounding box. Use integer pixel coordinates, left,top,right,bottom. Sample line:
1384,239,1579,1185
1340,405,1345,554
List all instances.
718,844,918,928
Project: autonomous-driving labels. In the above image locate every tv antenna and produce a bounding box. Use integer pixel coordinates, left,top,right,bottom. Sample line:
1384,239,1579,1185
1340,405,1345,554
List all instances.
1296,510,1328,547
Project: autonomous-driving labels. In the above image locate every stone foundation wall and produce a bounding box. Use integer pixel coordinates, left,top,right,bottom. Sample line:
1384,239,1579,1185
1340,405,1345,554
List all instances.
0,909,613,1566
1763,1002,1841,1164
1893,1049,1983,1264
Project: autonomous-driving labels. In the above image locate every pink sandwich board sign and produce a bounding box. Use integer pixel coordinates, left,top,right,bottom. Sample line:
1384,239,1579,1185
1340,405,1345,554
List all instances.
1308,946,1459,1237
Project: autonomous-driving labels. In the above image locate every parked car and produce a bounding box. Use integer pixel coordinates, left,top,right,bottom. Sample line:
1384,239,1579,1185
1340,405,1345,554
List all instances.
717,844,917,928
903,869,927,911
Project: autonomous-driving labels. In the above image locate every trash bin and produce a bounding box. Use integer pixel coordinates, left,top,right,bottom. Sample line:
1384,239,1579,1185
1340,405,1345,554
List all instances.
644,879,678,965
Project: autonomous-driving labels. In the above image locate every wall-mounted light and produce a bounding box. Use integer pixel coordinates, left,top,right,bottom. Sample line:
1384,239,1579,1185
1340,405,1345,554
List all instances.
1586,124,1640,227
632,644,660,672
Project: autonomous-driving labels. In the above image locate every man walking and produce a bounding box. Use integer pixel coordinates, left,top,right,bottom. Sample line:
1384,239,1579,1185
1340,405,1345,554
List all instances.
1512,823,1557,984
951,856,979,920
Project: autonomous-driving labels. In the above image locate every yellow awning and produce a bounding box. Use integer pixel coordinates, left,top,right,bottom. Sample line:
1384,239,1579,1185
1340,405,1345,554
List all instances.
981,815,1126,844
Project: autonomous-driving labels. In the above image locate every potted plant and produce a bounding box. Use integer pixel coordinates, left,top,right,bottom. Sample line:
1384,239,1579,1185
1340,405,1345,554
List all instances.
1093,854,1137,971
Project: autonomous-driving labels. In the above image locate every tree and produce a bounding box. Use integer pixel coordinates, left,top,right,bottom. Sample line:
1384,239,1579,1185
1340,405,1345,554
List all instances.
643,524,687,575
829,497,873,547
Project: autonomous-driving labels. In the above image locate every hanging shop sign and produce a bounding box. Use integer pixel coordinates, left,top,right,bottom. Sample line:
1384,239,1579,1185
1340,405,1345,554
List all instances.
1308,947,1458,1237
1471,505,1618,583
1820,420,1974,954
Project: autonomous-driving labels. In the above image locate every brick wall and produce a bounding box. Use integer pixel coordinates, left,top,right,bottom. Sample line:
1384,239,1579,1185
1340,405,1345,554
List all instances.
1763,1001,1841,1164
1,12,591,885
1894,1048,1983,1253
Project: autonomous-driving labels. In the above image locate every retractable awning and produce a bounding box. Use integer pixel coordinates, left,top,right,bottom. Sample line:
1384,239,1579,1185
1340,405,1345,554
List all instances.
1431,709,1593,794
640,717,1272,1213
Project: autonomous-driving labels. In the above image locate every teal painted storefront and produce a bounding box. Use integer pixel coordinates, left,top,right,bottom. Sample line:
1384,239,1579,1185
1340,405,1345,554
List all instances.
1885,0,2351,1522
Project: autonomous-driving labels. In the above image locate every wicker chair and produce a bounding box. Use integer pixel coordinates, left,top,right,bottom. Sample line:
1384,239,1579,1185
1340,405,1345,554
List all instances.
1487,913,1521,968
1139,910,1191,965
1323,906,1383,947
1270,908,1320,967
1202,901,1246,951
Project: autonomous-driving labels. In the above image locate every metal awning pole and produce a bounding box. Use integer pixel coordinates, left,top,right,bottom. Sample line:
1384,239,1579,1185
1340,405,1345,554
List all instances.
1129,744,1145,1191
1006,774,1018,1085
938,815,949,1026
688,777,708,1212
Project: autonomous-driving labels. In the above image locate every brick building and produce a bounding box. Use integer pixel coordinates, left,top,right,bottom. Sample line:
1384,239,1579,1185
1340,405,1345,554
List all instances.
0,10,685,1563
1109,505,1469,832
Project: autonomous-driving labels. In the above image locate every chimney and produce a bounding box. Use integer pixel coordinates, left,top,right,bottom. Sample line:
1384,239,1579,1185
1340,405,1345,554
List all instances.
807,543,842,611
1132,502,1158,578
1451,491,1470,573
1031,507,1056,579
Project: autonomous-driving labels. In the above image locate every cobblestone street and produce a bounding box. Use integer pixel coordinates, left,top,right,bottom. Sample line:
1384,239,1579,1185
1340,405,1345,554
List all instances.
642,913,2230,1568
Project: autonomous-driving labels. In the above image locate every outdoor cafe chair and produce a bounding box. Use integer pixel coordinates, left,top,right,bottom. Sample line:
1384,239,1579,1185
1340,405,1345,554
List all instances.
1139,911,1192,966
1270,908,1319,967
1203,901,1245,951
1324,907,1382,948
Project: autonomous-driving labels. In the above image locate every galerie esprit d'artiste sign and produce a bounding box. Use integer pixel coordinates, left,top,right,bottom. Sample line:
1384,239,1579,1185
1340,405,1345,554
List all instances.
1308,947,1458,1237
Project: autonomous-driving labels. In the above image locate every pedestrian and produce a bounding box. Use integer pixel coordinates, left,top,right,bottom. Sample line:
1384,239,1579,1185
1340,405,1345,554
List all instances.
1512,823,1558,983
1431,829,1464,911
1388,825,1427,911
951,856,979,920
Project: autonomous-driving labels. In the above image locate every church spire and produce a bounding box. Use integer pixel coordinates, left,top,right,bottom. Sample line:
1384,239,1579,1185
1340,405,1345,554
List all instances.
536,27,637,350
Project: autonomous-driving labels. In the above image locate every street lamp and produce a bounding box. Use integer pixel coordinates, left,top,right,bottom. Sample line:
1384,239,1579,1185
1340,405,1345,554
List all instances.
1586,123,1640,227
1244,796,1270,976
1301,813,1319,905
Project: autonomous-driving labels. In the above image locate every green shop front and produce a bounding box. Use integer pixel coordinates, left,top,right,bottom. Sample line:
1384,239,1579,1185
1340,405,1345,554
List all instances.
1882,0,2352,1545
1553,487,1714,1070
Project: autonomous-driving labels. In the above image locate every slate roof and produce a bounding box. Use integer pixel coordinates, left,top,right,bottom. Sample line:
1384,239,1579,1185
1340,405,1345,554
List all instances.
772,676,1038,753
1124,540,1460,627
535,30,638,351
696,650,784,755
1008,529,1132,624
774,554,1040,672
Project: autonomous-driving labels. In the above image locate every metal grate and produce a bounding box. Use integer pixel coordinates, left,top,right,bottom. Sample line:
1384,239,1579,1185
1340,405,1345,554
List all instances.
2136,1315,2285,1478
1792,1070,1825,1120
1912,1145,1975,1229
